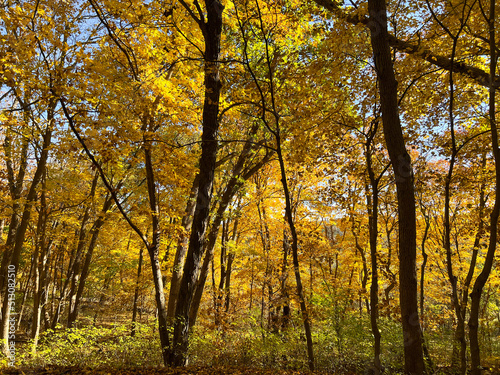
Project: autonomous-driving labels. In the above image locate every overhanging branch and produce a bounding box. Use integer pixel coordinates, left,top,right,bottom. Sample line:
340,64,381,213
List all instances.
312,0,500,89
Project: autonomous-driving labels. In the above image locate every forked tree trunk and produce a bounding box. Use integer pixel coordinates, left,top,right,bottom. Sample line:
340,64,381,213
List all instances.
169,0,224,366
189,150,271,328
0,126,30,327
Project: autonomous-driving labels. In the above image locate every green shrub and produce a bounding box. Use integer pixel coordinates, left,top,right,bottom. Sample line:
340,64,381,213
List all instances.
17,322,162,368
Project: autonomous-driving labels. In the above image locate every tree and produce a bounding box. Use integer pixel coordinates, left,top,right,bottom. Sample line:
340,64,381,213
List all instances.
169,0,224,366
468,1,498,373
366,0,425,373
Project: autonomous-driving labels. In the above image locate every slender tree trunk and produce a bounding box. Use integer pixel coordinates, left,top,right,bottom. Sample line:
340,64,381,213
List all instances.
166,175,198,326
276,142,315,371
469,2,498,373
131,244,144,337
367,0,425,372
224,226,236,313
417,200,434,370
143,125,170,366
214,220,229,327
67,173,98,328
280,229,290,330
31,175,51,352
68,195,114,328
365,122,382,375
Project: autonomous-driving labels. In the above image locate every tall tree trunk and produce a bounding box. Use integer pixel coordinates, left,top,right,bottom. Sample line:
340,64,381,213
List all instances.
142,125,170,366
365,120,382,375
367,0,425,373
469,2,498,373
31,174,51,352
169,1,223,366
416,199,434,370
276,142,315,371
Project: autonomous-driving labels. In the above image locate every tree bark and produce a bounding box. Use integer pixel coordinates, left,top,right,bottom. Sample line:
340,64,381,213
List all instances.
276,142,315,371
166,175,199,327
365,119,382,375
31,174,52,352
131,244,144,337
169,0,224,366
366,0,425,373
0,128,29,314
469,2,498,373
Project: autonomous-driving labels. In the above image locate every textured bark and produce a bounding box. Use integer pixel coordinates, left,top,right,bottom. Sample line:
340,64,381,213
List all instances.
365,121,382,375
169,0,224,366
366,0,425,373
469,2,498,373
31,176,51,352
143,122,170,365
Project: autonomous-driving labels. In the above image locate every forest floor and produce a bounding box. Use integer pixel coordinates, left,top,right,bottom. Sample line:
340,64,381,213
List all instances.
0,365,326,375
2,365,492,375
